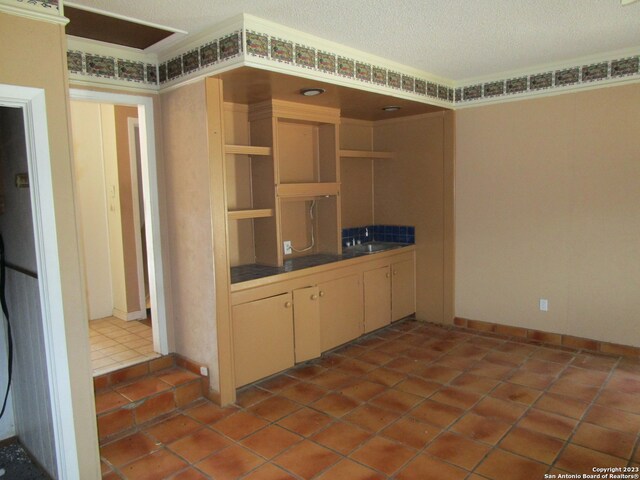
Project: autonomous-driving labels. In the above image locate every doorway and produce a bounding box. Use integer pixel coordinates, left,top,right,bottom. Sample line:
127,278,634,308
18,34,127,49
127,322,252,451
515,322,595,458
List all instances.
68,89,169,375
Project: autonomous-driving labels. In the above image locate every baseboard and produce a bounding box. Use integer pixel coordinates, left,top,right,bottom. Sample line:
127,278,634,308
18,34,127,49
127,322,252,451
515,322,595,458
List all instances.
454,317,640,358
174,354,217,405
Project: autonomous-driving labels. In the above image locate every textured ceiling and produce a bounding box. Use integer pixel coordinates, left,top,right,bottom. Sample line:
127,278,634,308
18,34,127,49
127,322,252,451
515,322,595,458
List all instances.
67,0,640,81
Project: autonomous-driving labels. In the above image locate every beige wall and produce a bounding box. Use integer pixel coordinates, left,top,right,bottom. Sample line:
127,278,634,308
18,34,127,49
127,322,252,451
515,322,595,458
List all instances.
161,80,220,390
340,119,374,228
455,83,640,347
114,105,142,313
0,12,100,478
373,112,454,323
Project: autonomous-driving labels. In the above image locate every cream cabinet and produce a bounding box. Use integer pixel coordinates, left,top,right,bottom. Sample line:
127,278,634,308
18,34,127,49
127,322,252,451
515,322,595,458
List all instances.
318,273,364,351
232,293,295,387
391,258,416,321
364,265,391,333
292,286,321,362
230,248,415,388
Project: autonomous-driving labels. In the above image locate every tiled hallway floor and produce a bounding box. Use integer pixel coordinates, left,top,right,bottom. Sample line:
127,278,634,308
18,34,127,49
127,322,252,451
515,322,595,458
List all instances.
90,316,160,376
100,319,640,479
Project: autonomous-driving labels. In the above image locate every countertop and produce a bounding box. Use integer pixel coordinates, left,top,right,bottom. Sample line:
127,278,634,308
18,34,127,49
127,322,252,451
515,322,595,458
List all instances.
230,243,411,284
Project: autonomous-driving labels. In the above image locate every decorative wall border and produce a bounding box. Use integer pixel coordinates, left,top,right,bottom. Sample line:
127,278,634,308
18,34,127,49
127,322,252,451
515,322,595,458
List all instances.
244,29,454,105
67,50,158,86
12,0,59,11
157,30,243,85
62,13,640,109
456,55,640,104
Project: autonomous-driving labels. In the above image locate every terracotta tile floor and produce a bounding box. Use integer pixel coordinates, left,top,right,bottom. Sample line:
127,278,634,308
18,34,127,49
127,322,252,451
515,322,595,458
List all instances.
90,316,160,376
100,319,640,479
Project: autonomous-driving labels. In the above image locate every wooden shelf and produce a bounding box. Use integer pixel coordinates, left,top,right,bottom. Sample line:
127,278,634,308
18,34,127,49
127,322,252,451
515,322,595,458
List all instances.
339,149,395,159
225,145,272,156
277,183,340,199
227,209,274,220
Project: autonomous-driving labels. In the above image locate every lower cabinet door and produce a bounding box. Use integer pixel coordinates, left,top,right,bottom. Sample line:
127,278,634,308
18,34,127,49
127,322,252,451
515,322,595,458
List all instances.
319,274,363,351
392,258,416,321
232,292,294,387
364,265,391,333
293,286,321,362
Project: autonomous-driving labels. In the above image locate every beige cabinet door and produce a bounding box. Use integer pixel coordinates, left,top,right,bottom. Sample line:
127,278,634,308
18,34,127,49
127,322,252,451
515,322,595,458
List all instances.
364,266,391,333
319,274,363,351
232,293,294,387
392,258,416,321
293,286,321,362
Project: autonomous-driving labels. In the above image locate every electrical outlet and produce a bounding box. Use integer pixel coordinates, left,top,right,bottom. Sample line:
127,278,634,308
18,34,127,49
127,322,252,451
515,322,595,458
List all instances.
283,240,292,255
200,366,208,377
539,298,548,312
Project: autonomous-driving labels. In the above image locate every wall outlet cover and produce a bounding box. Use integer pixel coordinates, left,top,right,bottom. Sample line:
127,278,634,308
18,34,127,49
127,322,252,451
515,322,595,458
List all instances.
283,240,292,255
539,298,548,311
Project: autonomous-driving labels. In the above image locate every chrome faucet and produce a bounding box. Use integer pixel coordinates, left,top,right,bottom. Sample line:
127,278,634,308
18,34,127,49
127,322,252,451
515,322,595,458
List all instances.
365,227,369,239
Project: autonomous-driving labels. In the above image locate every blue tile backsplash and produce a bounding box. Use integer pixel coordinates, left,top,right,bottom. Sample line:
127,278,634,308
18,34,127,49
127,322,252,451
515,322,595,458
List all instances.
342,225,415,247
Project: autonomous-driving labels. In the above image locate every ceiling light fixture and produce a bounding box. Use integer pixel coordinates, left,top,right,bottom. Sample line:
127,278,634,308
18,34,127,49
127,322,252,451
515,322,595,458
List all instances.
621,0,640,5
382,106,401,112
300,88,325,96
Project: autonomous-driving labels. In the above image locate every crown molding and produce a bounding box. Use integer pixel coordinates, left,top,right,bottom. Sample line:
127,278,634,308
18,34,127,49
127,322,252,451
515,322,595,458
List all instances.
0,0,68,25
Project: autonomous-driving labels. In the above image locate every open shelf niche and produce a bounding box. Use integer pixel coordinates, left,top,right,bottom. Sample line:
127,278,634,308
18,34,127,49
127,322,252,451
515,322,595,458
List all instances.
224,99,343,267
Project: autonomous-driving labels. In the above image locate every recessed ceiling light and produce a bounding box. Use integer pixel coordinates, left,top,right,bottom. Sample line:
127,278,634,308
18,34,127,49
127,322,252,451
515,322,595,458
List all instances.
300,88,325,96
621,0,639,5
382,106,401,112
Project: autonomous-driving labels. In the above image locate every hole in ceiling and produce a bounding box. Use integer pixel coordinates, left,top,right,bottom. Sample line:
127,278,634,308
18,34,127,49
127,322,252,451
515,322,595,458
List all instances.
65,5,177,50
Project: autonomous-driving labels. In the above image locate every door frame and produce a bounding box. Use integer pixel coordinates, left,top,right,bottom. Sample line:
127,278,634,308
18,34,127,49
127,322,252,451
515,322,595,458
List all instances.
69,89,170,354
0,84,85,478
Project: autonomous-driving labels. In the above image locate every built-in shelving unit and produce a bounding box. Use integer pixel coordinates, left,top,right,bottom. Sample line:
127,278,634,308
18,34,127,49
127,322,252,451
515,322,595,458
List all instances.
340,149,395,159
276,183,340,198
225,145,272,156
227,209,275,220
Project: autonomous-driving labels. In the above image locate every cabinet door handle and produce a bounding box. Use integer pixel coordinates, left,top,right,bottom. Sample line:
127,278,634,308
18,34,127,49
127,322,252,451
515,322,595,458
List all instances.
310,294,318,300
393,270,397,276
319,291,325,297
284,301,292,308
386,272,390,278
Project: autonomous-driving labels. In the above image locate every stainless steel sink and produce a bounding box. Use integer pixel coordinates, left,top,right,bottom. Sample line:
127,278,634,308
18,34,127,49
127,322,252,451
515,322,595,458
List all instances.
345,242,406,254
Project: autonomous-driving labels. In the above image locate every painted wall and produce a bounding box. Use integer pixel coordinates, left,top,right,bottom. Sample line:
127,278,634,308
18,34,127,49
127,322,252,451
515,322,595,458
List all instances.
455,83,640,347
0,12,100,478
114,106,143,314
373,112,455,324
100,104,129,318
70,101,114,319
161,81,219,391
340,119,374,228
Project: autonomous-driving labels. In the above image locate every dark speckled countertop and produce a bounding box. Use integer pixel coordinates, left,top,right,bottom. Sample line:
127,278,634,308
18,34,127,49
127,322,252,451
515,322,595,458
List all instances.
231,244,410,284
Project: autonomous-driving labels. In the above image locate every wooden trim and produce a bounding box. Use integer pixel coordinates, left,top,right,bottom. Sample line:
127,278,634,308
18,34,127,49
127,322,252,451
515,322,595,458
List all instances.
453,316,640,358
249,99,341,124
276,182,340,198
224,144,272,156
205,77,236,405
227,208,274,220
339,149,395,159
